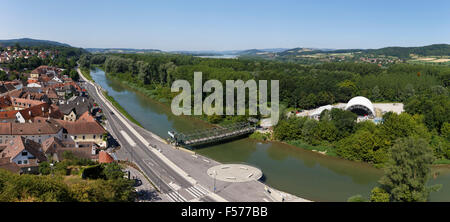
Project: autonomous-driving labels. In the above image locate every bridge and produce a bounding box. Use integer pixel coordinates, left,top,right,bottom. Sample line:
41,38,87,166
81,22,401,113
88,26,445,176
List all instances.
168,122,256,147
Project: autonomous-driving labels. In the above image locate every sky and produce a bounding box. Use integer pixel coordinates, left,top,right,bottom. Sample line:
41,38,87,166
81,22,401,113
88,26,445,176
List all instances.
1,0,449,51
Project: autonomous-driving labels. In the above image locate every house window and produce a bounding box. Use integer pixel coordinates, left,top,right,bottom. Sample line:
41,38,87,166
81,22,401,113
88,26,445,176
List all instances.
93,135,96,139
23,160,28,164
74,136,77,139
18,160,22,164
82,136,85,140
22,151,27,156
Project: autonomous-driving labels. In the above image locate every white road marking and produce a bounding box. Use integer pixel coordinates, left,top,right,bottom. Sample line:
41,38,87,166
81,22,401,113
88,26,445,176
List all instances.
195,184,209,194
169,182,181,191
120,130,136,146
185,186,208,199
166,191,186,202
189,187,204,197
185,187,198,198
166,192,183,202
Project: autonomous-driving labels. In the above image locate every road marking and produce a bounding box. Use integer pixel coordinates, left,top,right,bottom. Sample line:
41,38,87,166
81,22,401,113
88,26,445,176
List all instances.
166,192,182,202
195,184,209,194
185,187,198,198
120,130,136,146
79,68,231,202
185,186,208,199
189,187,204,197
176,191,187,202
187,188,202,198
166,191,186,202
169,182,181,191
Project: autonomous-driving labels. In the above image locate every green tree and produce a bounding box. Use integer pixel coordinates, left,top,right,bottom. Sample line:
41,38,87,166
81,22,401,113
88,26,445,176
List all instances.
69,69,80,81
103,163,124,180
378,137,440,202
370,187,390,202
347,194,366,202
38,161,51,175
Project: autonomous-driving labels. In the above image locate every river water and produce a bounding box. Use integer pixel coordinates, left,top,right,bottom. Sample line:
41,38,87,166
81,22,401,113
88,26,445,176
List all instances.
90,67,450,201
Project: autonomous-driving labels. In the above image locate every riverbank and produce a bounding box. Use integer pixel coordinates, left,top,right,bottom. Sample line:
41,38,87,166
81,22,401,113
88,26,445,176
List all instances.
103,68,450,167
85,66,450,202
101,90,143,127
80,67,310,202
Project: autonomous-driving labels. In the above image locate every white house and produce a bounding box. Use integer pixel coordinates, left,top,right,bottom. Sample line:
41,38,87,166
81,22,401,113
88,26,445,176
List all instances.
27,82,42,88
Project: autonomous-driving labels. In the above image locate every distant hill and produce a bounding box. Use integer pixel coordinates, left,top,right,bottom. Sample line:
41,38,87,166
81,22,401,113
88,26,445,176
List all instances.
86,48,162,54
238,49,266,55
0,38,71,47
277,44,450,59
365,44,450,58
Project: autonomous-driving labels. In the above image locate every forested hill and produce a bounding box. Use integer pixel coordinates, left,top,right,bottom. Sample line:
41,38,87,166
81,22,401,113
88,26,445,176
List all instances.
277,44,450,59
365,44,450,58
0,38,71,47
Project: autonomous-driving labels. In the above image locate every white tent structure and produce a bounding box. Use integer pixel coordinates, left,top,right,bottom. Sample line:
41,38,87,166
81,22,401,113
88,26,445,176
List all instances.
345,96,375,117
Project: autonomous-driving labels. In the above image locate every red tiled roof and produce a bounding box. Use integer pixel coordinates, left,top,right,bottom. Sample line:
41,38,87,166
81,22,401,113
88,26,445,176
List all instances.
18,103,63,121
56,119,106,135
0,110,18,120
0,136,46,162
0,157,21,174
98,151,114,163
10,121,63,135
0,123,12,134
11,97,45,108
78,111,96,122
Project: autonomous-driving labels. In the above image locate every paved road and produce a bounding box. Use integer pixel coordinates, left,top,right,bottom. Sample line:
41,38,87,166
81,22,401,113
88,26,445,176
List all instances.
77,67,310,202
77,68,202,200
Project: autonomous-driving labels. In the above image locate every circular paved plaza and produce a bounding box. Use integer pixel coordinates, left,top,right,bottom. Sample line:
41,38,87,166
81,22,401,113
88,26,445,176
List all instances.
207,164,263,183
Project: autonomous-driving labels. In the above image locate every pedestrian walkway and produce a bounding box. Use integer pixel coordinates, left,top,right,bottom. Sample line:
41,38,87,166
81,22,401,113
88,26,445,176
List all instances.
165,191,187,202
164,184,210,202
185,185,209,199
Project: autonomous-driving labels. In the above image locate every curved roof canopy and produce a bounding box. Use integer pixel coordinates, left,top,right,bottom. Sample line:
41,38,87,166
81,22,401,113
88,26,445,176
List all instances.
345,96,375,116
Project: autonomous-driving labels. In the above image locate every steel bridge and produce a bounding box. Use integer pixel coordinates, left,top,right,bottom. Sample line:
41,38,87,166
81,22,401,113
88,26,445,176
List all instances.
168,122,256,147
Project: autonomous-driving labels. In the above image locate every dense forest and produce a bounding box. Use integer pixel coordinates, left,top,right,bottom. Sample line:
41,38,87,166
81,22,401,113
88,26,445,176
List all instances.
79,53,450,166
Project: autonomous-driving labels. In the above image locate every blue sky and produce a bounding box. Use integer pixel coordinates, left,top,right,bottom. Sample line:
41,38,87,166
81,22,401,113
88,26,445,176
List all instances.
1,0,449,50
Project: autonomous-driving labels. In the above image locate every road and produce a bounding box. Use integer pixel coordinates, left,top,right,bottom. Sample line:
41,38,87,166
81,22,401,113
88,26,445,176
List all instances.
77,67,310,202
77,68,216,202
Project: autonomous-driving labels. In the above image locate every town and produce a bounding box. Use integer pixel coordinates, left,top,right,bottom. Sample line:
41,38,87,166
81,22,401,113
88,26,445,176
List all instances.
0,64,112,173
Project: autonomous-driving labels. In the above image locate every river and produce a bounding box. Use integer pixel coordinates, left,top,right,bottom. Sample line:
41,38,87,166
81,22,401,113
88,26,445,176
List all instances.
90,67,450,202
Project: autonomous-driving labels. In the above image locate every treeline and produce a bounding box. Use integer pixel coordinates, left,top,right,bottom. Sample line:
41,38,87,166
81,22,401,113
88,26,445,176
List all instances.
365,44,450,58
79,53,449,115
78,53,449,165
